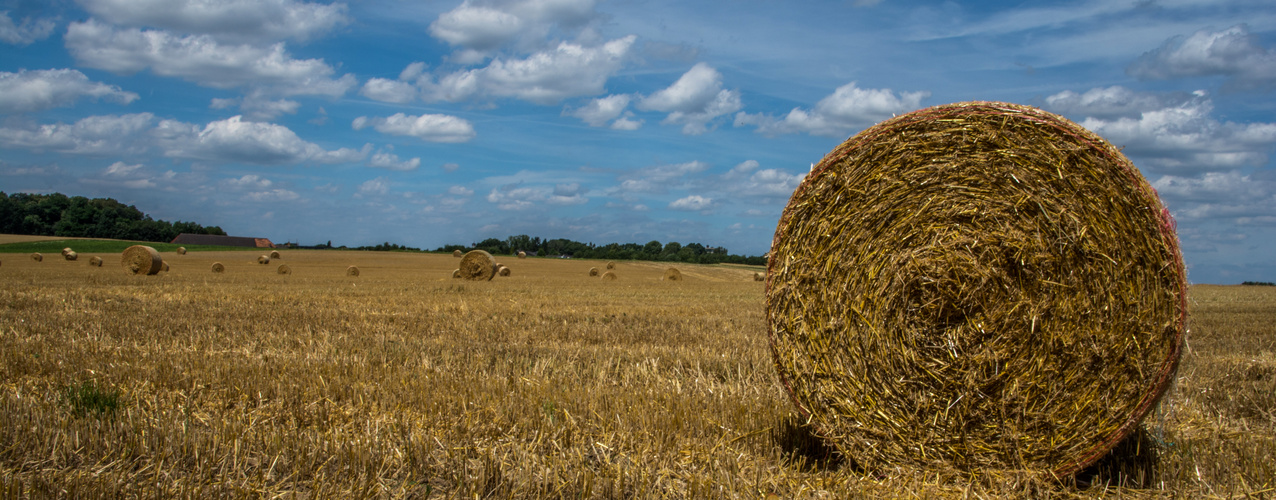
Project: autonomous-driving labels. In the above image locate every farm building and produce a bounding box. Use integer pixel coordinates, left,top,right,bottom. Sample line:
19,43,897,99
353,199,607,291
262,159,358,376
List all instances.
171,234,275,248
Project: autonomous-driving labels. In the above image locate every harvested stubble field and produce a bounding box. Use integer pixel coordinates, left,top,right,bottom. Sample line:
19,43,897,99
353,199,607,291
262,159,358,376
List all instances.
1,243,1273,498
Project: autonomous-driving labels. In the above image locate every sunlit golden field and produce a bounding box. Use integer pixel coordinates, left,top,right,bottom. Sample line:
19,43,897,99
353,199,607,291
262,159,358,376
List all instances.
1,244,1273,498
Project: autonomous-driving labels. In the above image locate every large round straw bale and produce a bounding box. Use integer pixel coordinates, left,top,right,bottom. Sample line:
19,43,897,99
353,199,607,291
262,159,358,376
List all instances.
258,255,270,265
31,252,43,262
64,251,78,261
589,267,599,277
606,261,616,270
458,250,498,281
452,269,461,279
270,250,281,259
453,249,463,258
346,265,360,277
211,262,225,273
517,251,527,259
177,247,187,255
89,256,103,267
498,265,511,277
277,264,291,275
121,245,163,275
663,268,682,281
766,101,1187,478
601,271,617,281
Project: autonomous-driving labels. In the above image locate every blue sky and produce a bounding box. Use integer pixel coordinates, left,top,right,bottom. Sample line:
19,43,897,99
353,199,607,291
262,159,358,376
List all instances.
2,0,1274,284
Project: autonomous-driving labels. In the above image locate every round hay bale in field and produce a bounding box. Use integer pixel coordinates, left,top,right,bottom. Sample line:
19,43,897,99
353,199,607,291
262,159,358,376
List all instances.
452,269,461,279
346,265,360,277
753,272,764,282
765,101,1187,478
606,261,616,270
589,267,599,277
458,250,498,281
517,251,527,259
121,245,163,275
211,262,225,273
277,264,291,275
498,265,511,277
160,261,169,272
453,249,463,258
177,247,187,255
31,252,43,262
258,255,270,265
270,250,281,259
601,271,617,281
89,256,103,267
663,268,682,281
64,251,78,261
61,247,73,256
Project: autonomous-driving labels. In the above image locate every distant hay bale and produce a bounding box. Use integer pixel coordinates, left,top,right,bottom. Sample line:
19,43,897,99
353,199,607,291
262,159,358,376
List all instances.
458,250,498,281
589,267,599,277
517,251,527,259
121,245,163,275
601,271,617,281
64,251,78,261
177,247,187,255
453,249,463,258
89,256,103,267
211,262,225,273
753,272,764,282
31,252,42,262
497,265,511,277
606,261,616,270
277,264,291,275
452,269,461,279
765,101,1187,478
663,268,682,281
258,255,270,265
270,250,281,259
160,261,169,272
61,247,73,256
346,265,359,277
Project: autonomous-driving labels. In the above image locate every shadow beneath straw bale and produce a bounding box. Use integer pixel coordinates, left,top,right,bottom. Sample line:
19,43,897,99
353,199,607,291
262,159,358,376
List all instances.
1072,425,1161,489
772,414,847,472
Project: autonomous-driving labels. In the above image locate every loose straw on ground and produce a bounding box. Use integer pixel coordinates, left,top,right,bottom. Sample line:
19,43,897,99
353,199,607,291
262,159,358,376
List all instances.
765,101,1187,479
121,245,163,275
458,250,498,281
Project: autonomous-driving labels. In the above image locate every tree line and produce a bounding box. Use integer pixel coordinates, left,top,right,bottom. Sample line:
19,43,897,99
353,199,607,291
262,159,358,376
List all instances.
437,235,767,265
0,192,226,242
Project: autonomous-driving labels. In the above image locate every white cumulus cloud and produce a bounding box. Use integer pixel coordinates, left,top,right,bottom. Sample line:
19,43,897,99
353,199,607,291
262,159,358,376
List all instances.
76,0,349,42
735,81,928,137
366,147,421,171
1128,24,1276,91
0,68,139,114
669,194,714,211
422,35,635,105
352,113,476,143
638,63,741,135
0,11,56,45
65,19,356,96
0,113,155,155
155,115,369,165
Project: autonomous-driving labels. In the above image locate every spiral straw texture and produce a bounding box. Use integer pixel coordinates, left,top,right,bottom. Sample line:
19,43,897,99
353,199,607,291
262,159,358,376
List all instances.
765,101,1187,478
121,245,163,275
459,250,497,281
